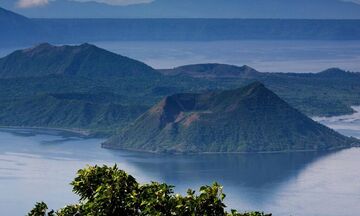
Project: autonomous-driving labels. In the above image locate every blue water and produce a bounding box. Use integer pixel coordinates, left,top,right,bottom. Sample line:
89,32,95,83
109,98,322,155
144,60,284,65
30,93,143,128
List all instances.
0,40,360,215
91,40,360,72
0,126,359,216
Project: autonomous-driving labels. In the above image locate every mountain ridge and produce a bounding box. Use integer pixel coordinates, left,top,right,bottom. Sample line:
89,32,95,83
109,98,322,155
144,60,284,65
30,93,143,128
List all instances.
0,44,360,135
0,43,160,79
0,7,44,46
2,6,360,47
3,0,360,19
317,68,360,78
103,82,358,153
159,64,260,78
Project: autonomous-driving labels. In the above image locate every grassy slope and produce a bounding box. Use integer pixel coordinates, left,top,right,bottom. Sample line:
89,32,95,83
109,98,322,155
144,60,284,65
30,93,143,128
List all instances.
1,66,359,136
0,74,212,135
0,43,159,78
104,82,357,153
161,65,360,116
0,45,359,136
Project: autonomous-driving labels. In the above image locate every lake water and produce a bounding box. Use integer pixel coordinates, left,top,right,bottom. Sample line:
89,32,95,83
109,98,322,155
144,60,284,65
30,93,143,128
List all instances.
1,40,360,215
1,106,360,216
314,106,360,139
1,40,360,72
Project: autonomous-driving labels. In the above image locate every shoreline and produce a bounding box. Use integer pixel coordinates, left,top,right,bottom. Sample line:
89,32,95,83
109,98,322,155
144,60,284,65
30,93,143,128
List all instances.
1,126,358,155
0,126,93,137
312,105,360,121
101,143,357,155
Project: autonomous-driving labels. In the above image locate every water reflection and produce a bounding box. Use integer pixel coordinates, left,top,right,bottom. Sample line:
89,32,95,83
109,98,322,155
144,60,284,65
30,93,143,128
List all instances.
123,152,327,187
0,128,359,216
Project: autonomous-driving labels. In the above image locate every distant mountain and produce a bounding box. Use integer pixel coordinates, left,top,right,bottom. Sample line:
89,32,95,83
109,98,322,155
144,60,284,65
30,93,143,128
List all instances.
2,6,360,47
160,64,260,78
3,0,360,19
0,7,43,46
0,43,162,134
161,64,360,79
161,63,360,116
317,68,360,78
0,43,160,78
103,82,357,153
0,6,26,22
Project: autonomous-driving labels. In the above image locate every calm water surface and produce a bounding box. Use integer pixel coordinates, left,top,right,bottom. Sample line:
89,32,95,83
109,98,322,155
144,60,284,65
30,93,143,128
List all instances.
91,40,360,72
314,106,360,139
0,120,360,215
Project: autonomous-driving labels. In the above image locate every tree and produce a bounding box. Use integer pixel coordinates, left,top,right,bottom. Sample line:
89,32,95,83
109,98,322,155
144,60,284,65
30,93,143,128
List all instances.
27,202,54,216
28,165,271,216
71,165,139,216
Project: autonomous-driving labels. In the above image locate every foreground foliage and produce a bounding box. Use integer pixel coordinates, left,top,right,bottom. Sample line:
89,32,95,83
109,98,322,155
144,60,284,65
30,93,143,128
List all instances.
28,165,271,216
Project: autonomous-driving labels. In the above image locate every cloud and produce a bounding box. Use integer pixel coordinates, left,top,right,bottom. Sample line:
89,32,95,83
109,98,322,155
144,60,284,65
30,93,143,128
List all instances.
343,0,360,4
73,0,153,5
15,0,151,8
17,0,49,8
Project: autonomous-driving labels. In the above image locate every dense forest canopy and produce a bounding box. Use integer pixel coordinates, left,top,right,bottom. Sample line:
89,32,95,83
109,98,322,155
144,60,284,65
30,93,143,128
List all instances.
27,165,271,216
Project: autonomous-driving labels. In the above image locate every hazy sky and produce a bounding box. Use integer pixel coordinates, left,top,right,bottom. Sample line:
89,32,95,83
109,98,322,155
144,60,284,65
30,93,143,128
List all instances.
74,0,153,5
15,0,360,8
17,0,153,8
17,0,48,8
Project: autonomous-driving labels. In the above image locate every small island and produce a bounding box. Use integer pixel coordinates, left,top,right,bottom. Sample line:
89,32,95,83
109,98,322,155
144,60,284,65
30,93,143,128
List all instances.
103,82,358,153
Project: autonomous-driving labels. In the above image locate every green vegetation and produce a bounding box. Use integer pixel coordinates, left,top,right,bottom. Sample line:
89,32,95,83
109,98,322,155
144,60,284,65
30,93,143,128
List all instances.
0,44,211,135
0,93,147,136
0,44,360,137
27,165,271,216
104,82,358,153
0,43,159,79
162,64,360,117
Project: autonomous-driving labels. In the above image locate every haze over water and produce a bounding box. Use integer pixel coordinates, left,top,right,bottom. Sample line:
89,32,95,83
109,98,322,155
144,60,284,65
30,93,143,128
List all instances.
91,40,360,72
0,107,360,216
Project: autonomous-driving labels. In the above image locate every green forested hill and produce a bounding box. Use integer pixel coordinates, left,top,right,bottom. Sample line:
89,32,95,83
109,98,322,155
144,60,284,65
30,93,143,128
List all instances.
104,82,358,153
0,44,168,134
161,64,360,116
0,43,159,78
0,93,147,135
0,44,210,134
0,44,359,136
